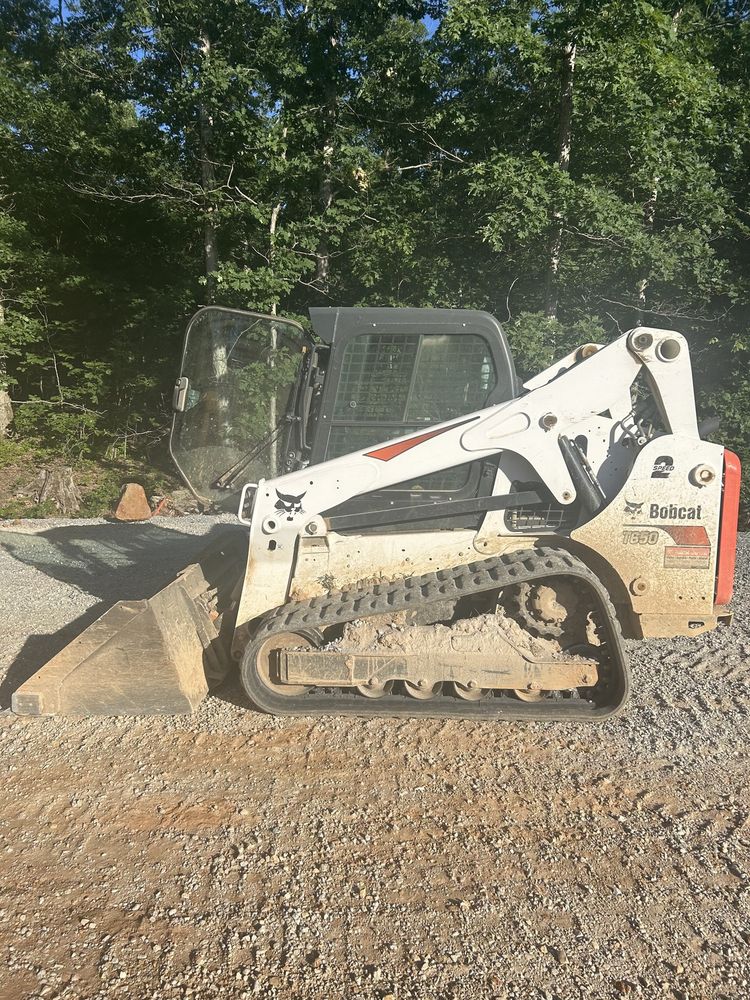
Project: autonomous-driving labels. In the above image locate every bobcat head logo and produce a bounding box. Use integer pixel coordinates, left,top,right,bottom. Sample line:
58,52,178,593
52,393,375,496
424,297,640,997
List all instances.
624,499,644,516
275,489,306,521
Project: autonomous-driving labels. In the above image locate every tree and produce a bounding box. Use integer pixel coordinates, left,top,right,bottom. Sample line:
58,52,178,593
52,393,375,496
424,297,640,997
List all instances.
1,0,750,515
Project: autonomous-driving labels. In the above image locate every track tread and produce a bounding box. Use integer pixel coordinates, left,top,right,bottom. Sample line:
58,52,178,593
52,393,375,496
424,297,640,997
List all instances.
240,545,630,721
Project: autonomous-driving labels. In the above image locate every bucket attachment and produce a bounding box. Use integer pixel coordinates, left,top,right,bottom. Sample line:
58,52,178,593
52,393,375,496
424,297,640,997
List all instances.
12,530,245,717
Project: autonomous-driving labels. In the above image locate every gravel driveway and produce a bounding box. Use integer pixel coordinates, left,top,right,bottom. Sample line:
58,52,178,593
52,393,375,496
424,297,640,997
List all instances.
0,517,748,1000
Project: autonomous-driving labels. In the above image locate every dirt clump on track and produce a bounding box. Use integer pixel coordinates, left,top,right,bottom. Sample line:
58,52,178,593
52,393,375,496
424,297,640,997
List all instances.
0,517,749,1000
337,610,569,661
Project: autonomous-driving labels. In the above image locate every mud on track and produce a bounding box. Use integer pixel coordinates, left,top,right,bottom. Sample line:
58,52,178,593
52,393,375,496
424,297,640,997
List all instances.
0,518,748,999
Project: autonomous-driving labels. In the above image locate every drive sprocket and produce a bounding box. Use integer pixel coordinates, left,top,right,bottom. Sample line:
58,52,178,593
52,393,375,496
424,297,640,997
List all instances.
510,578,585,642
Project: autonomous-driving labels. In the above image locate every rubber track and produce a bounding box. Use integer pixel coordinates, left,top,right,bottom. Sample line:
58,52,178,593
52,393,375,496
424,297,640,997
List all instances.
240,546,630,721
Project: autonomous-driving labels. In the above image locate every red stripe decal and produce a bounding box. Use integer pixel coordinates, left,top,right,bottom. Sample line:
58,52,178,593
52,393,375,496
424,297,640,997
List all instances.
663,525,709,546
364,416,479,462
715,450,741,606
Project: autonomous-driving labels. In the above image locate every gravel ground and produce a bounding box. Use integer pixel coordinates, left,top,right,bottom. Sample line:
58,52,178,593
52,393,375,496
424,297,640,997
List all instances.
0,517,748,1000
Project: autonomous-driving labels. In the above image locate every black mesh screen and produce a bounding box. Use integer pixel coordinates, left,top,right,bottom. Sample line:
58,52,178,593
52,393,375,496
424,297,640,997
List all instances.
333,335,419,422
326,424,417,459
326,332,497,493
331,333,495,435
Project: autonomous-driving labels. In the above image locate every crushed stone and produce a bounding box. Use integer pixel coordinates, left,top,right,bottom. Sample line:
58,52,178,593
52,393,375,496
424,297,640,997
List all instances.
0,518,748,999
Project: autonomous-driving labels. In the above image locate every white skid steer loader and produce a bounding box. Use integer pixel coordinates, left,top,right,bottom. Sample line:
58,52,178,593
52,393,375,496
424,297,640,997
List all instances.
13,307,740,721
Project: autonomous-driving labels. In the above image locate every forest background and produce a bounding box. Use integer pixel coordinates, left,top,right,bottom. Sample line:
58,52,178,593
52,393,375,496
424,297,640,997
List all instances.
1,0,749,517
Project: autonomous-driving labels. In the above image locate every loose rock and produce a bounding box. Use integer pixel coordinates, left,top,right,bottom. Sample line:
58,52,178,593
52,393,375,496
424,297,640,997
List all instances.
113,482,152,521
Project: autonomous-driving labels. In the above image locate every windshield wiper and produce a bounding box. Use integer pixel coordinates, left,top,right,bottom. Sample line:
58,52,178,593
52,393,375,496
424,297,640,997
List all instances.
212,415,290,491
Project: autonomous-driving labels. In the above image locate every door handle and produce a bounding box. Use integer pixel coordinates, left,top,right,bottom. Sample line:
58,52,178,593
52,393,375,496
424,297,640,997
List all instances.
173,376,189,412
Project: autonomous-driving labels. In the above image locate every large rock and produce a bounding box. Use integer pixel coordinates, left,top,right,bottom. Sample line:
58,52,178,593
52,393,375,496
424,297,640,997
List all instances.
114,482,152,521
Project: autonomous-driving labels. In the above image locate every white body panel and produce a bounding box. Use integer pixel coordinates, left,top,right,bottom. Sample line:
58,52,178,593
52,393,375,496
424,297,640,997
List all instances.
234,327,724,638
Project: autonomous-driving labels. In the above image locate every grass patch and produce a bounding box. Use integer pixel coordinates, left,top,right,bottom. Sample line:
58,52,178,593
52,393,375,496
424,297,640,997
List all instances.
0,439,182,519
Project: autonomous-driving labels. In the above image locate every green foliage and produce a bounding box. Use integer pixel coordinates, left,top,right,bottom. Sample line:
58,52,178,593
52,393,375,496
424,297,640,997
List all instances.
505,311,607,380
0,0,749,518
0,497,57,520
0,438,29,466
702,376,750,514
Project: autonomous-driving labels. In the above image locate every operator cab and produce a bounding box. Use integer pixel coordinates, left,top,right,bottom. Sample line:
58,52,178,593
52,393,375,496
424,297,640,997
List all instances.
170,305,519,519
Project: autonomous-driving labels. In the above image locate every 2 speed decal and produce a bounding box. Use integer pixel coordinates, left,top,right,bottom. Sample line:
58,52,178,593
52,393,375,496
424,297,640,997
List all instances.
651,455,674,479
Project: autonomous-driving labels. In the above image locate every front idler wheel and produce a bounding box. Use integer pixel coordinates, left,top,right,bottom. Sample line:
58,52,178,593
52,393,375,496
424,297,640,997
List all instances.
249,630,320,697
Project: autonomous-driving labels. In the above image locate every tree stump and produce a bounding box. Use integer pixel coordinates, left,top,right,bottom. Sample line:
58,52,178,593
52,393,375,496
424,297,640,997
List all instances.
36,465,82,515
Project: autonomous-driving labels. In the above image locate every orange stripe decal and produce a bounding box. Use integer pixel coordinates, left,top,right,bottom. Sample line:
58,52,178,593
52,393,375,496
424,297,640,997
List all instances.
364,416,479,462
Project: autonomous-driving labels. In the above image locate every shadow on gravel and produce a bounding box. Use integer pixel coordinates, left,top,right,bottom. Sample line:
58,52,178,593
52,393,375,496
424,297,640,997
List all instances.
0,521,247,709
213,677,254,711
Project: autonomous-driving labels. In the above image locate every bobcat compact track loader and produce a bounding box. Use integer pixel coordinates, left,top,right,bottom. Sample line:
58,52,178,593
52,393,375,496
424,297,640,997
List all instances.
13,306,740,720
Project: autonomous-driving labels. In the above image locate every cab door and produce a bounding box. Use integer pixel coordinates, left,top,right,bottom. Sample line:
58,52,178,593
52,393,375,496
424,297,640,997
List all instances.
169,307,308,508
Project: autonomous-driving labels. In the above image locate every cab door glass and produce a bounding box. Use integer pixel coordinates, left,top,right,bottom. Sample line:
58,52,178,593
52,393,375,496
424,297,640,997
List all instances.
170,307,305,506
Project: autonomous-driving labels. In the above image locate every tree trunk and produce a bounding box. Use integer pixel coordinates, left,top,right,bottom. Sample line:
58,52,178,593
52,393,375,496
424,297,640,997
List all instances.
0,297,12,437
268,126,288,477
635,180,659,324
269,124,288,317
198,31,230,440
636,10,679,323
0,393,11,437
545,39,577,320
199,32,218,304
314,26,338,294
315,136,334,292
